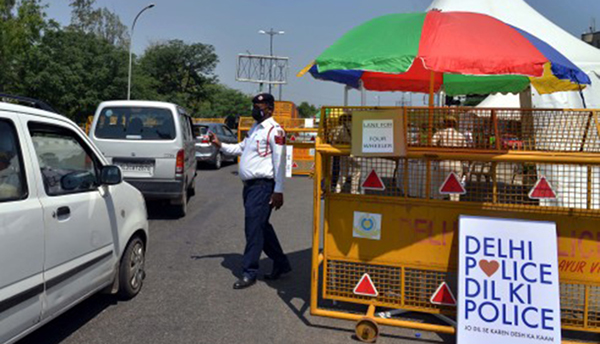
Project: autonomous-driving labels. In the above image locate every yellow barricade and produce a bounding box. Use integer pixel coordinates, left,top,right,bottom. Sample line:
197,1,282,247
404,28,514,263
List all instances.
312,106,600,343
237,117,317,176
192,117,225,124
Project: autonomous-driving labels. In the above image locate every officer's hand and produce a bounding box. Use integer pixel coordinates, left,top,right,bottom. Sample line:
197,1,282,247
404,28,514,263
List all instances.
270,193,284,210
208,132,221,147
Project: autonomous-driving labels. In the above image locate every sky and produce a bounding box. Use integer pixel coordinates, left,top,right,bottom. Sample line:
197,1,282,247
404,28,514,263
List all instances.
45,0,600,108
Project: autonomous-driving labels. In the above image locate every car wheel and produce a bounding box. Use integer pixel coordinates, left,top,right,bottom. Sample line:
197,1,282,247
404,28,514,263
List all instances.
175,188,188,218
188,177,196,197
213,153,222,169
118,236,145,300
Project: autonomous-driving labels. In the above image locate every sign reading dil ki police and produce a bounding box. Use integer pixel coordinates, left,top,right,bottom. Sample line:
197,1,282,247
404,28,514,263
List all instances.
458,216,561,344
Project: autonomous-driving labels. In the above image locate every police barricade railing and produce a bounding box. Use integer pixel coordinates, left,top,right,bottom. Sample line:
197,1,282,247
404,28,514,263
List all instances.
312,106,600,342
192,118,225,124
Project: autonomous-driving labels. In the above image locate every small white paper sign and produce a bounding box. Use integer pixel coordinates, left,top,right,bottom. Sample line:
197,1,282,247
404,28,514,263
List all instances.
353,212,382,240
285,145,293,178
304,118,315,128
362,119,394,153
458,216,561,344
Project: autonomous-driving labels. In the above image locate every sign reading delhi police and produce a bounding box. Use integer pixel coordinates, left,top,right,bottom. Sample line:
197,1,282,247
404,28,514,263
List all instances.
458,216,561,344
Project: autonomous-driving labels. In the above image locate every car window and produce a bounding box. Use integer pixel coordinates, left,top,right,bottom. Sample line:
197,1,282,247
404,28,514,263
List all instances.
193,125,208,137
0,119,27,202
179,114,191,141
94,106,176,140
29,122,100,196
215,125,225,136
224,127,235,137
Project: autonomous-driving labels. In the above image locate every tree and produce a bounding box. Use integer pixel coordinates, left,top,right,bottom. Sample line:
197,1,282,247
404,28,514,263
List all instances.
20,28,146,122
297,101,318,118
0,0,47,92
196,84,252,118
69,0,129,48
139,39,218,113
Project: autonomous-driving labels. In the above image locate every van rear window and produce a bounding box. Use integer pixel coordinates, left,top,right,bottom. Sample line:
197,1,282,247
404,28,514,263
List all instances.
94,107,176,140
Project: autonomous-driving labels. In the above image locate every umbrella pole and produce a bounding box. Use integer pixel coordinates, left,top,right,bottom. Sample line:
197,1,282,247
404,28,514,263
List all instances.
428,71,435,145
360,81,367,106
578,83,588,109
429,71,435,108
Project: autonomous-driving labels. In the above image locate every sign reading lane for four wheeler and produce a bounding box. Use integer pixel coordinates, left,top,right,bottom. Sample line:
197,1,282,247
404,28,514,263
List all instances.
351,110,406,158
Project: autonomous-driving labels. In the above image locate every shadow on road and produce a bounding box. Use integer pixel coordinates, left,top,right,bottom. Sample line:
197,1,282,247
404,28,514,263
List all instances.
191,249,454,343
16,294,118,344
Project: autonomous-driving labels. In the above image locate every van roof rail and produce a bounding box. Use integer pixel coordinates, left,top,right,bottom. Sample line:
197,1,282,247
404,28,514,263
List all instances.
0,93,57,113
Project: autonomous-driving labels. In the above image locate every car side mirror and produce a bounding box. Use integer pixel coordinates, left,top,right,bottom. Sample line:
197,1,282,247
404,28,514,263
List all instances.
100,165,122,185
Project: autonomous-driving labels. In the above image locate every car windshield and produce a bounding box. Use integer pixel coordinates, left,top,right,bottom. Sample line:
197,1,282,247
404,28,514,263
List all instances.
94,106,176,140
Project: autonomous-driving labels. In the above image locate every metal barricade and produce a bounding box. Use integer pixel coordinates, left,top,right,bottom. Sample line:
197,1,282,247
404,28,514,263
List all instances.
192,118,225,124
237,117,317,176
312,106,600,342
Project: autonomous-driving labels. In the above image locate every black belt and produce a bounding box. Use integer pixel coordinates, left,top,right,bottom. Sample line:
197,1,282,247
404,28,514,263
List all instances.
243,178,274,187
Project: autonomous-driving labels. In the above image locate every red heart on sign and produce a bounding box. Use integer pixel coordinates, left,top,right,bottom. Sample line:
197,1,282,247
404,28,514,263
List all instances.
479,259,499,277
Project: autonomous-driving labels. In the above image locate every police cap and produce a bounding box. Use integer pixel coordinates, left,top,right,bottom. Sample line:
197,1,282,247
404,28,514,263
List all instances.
252,93,275,107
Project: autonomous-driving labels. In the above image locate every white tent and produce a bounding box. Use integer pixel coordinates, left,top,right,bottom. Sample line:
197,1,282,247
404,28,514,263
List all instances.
428,0,600,209
428,0,600,109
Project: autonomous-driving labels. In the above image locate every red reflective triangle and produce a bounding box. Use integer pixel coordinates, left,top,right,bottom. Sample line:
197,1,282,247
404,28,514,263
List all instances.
439,172,466,195
362,169,385,191
529,176,557,200
292,162,298,168
289,135,297,142
430,282,456,306
353,273,378,297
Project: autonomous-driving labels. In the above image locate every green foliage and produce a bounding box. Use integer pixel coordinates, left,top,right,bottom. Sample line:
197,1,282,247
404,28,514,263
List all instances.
195,84,252,118
21,28,131,122
0,0,47,92
69,0,128,48
0,0,251,123
297,101,318,118
138,39,218,112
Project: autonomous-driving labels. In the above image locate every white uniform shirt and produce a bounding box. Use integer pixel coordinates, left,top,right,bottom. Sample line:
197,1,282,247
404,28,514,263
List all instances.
220,117,286,193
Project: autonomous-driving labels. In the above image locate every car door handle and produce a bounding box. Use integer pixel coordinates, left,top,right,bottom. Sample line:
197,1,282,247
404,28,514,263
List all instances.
53,206,71,219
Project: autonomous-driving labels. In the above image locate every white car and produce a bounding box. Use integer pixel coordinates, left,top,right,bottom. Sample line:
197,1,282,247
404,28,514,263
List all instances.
0,96,149,344
89,100,197,217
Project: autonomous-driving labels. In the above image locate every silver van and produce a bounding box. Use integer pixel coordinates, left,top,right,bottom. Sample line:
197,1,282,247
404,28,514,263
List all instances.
90,101,196,217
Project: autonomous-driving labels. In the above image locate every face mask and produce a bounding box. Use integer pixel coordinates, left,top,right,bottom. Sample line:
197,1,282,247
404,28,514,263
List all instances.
252,107,265,121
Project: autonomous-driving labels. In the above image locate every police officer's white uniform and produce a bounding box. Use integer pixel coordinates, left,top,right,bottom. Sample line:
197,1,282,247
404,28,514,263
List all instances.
217,93,291,288
221,117,286,193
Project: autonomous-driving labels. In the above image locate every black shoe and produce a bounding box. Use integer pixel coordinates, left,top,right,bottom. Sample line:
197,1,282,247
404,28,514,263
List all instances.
233,276,256,289
264,265,292,280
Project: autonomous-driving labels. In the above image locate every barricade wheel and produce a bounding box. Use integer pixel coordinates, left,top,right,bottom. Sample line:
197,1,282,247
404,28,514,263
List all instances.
355,317,379,343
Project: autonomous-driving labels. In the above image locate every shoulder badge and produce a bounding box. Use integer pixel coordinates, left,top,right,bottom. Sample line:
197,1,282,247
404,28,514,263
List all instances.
274,129,286,145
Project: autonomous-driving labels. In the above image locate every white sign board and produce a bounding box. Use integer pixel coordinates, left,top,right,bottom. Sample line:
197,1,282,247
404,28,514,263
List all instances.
458,216,561,344
285,145,293,178
353,212,382,240
362,120,394,153
304,118,315,128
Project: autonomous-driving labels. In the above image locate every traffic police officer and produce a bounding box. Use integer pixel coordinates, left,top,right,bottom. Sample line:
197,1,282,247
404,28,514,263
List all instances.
210,93,292,289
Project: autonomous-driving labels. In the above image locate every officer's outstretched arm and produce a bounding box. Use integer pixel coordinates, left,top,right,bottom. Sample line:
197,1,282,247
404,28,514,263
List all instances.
219,136,246,157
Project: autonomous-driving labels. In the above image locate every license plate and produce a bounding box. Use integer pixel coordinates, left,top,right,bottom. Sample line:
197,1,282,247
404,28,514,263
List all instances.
117,163,153,174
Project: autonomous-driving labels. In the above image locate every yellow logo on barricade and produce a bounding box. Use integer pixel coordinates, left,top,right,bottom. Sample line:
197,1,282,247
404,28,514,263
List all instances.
353,212,382,240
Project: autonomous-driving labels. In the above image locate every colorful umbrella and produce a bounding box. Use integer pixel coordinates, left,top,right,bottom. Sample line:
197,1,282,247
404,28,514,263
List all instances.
300,11,590,96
